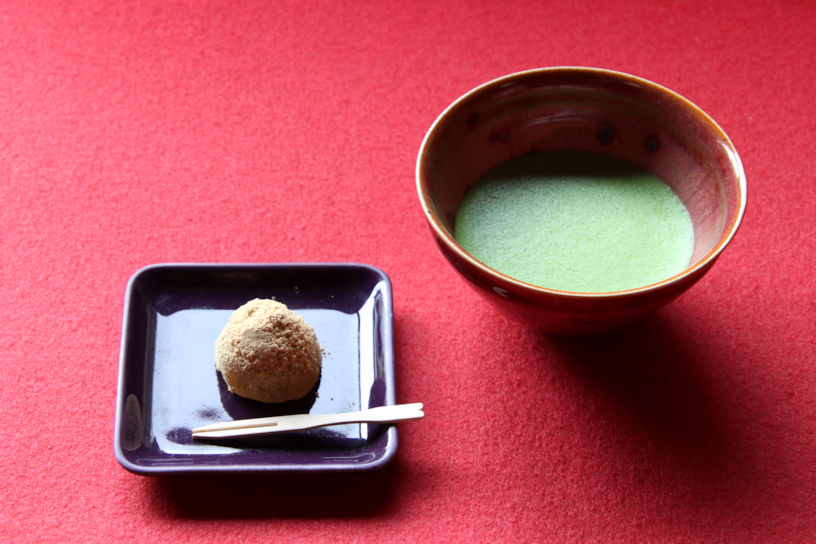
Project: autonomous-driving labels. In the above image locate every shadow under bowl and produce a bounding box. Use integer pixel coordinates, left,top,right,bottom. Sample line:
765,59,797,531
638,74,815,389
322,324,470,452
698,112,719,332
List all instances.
416,67,746,334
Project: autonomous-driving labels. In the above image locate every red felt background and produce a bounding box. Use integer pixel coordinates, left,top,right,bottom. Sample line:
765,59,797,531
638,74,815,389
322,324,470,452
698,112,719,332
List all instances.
1,1,814,542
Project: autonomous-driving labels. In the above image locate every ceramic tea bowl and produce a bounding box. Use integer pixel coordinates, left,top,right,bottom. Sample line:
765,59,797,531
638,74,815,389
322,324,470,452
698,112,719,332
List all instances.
416,67,746,334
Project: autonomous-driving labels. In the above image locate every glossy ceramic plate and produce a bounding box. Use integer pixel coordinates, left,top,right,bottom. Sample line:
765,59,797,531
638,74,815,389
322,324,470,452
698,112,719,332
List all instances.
114,263,396,474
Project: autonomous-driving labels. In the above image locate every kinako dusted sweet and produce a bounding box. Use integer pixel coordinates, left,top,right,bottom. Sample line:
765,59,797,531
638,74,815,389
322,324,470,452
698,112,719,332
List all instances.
215,298,322,403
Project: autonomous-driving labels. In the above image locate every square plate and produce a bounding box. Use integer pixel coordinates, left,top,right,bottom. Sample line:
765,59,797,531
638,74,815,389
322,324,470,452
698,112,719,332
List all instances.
114,263,396,474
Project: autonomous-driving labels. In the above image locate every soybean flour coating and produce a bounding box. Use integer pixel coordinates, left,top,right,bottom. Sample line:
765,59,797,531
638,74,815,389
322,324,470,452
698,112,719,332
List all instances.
215,298,322,403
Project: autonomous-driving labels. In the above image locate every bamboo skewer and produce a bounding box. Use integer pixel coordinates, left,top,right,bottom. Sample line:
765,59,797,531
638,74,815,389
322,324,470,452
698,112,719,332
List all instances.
192,402,424,440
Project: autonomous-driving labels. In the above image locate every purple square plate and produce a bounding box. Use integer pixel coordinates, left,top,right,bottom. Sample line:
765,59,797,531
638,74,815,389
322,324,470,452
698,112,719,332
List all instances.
114,263,396,475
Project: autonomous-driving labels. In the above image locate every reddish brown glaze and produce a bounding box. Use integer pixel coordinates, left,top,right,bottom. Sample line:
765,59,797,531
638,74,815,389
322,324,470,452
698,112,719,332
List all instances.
416,67,747,334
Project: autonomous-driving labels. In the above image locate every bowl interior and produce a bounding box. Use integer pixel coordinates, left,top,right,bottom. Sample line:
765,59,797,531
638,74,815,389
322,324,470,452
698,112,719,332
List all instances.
418,69,746,278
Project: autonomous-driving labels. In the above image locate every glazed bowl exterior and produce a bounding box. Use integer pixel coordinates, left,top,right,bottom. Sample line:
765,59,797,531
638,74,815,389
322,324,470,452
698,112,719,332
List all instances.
416,67,746,334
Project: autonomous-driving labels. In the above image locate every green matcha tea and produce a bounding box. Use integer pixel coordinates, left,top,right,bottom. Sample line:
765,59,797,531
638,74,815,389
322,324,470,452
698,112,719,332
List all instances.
454,151,694,293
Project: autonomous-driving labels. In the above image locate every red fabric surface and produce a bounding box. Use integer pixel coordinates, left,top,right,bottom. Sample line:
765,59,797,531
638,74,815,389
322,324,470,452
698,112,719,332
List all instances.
1,1,814,542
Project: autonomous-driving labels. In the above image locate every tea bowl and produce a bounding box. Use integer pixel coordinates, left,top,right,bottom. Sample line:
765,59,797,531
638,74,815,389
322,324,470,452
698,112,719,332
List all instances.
415,67,746,334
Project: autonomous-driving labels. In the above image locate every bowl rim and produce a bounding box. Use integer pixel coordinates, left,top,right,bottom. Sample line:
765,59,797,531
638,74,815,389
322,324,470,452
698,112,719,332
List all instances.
415,66,747,299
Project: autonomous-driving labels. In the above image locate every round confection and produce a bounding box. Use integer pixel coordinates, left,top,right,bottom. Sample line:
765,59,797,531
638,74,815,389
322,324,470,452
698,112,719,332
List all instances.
215,298,322,403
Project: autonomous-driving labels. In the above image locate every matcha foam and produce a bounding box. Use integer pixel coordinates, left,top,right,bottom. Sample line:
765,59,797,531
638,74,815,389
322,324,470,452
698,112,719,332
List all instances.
454,150,694,293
